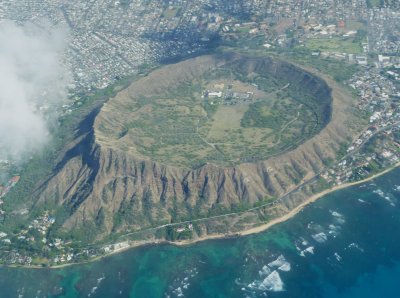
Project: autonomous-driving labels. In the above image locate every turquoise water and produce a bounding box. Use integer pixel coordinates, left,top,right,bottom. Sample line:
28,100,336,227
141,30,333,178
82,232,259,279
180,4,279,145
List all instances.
2,168,400,298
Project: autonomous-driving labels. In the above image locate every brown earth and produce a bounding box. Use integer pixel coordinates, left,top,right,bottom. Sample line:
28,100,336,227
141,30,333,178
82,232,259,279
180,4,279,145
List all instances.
33,53,363,241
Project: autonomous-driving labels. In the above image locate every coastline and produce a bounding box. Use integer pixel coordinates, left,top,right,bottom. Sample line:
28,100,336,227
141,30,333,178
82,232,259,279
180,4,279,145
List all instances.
6,162,400,269
174,161,400,241
238,162,400,236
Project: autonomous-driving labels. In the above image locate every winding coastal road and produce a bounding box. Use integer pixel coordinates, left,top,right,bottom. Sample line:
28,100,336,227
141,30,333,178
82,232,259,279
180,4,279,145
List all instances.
104,119,400,247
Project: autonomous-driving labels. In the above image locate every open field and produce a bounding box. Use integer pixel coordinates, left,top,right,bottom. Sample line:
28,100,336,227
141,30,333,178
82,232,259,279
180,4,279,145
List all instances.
305,37,363,54
345,20,366,31
367,0,382,7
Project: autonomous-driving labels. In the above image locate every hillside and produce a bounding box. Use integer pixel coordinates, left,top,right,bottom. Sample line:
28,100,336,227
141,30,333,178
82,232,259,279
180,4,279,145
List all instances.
33,53,362,242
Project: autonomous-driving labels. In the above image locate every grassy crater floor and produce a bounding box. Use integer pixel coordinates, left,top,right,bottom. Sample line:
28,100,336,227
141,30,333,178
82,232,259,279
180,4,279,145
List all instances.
96,54,332,168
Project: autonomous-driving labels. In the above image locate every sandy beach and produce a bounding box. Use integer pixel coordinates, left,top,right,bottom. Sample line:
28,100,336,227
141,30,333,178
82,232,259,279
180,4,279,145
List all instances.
144,162,400,248
238,162,400,236
7,162,400,269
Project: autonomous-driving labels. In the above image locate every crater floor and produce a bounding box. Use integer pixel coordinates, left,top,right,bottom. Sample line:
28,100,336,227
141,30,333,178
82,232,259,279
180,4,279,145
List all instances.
95,53,333,168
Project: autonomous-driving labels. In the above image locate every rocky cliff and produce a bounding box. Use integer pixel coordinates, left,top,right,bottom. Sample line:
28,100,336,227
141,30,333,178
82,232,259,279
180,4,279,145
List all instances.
34,53,361,240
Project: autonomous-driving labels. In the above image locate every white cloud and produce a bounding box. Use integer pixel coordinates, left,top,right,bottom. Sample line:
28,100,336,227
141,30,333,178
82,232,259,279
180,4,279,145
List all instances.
0,20,70,159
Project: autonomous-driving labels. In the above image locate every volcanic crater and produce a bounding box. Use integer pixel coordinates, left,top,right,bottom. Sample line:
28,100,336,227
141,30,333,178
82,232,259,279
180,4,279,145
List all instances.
35,53,360,240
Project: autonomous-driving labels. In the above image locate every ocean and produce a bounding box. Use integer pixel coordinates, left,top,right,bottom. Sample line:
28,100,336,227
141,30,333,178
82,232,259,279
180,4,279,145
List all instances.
1,168,400,298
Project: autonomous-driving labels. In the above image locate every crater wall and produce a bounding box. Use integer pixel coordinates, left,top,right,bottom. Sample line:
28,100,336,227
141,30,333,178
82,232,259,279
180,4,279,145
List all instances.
34,54,358,240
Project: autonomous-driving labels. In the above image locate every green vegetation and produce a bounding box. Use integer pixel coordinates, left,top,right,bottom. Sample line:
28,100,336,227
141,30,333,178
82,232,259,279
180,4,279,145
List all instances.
366,0,381,7
220,45,359,84
101,56,333,168
119,0,131,7
345,21,367,31
229,197,276,213
2,75,139,233
253,196,276,208
288,48,360,82
242,101,285,128
304,37,363,54
165,226,192,241
314,177,334,192
161,7,179,19
336,142,349,159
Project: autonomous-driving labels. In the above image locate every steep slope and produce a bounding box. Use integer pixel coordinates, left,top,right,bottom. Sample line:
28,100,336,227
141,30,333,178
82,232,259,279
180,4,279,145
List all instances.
34,53,361,240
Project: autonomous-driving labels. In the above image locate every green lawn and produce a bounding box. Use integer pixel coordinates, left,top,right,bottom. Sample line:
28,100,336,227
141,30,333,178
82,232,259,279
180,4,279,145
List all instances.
345,21,366,31
305,37,363,54
366,0,382,7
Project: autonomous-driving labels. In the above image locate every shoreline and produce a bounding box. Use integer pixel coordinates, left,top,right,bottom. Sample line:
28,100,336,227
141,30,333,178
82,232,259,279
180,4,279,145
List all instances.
172,161,400,242
5,162,400,270
237,162,400,236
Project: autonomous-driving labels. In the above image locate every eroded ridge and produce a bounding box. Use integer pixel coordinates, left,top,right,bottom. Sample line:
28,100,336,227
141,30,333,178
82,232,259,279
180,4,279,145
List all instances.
36,53,358,239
